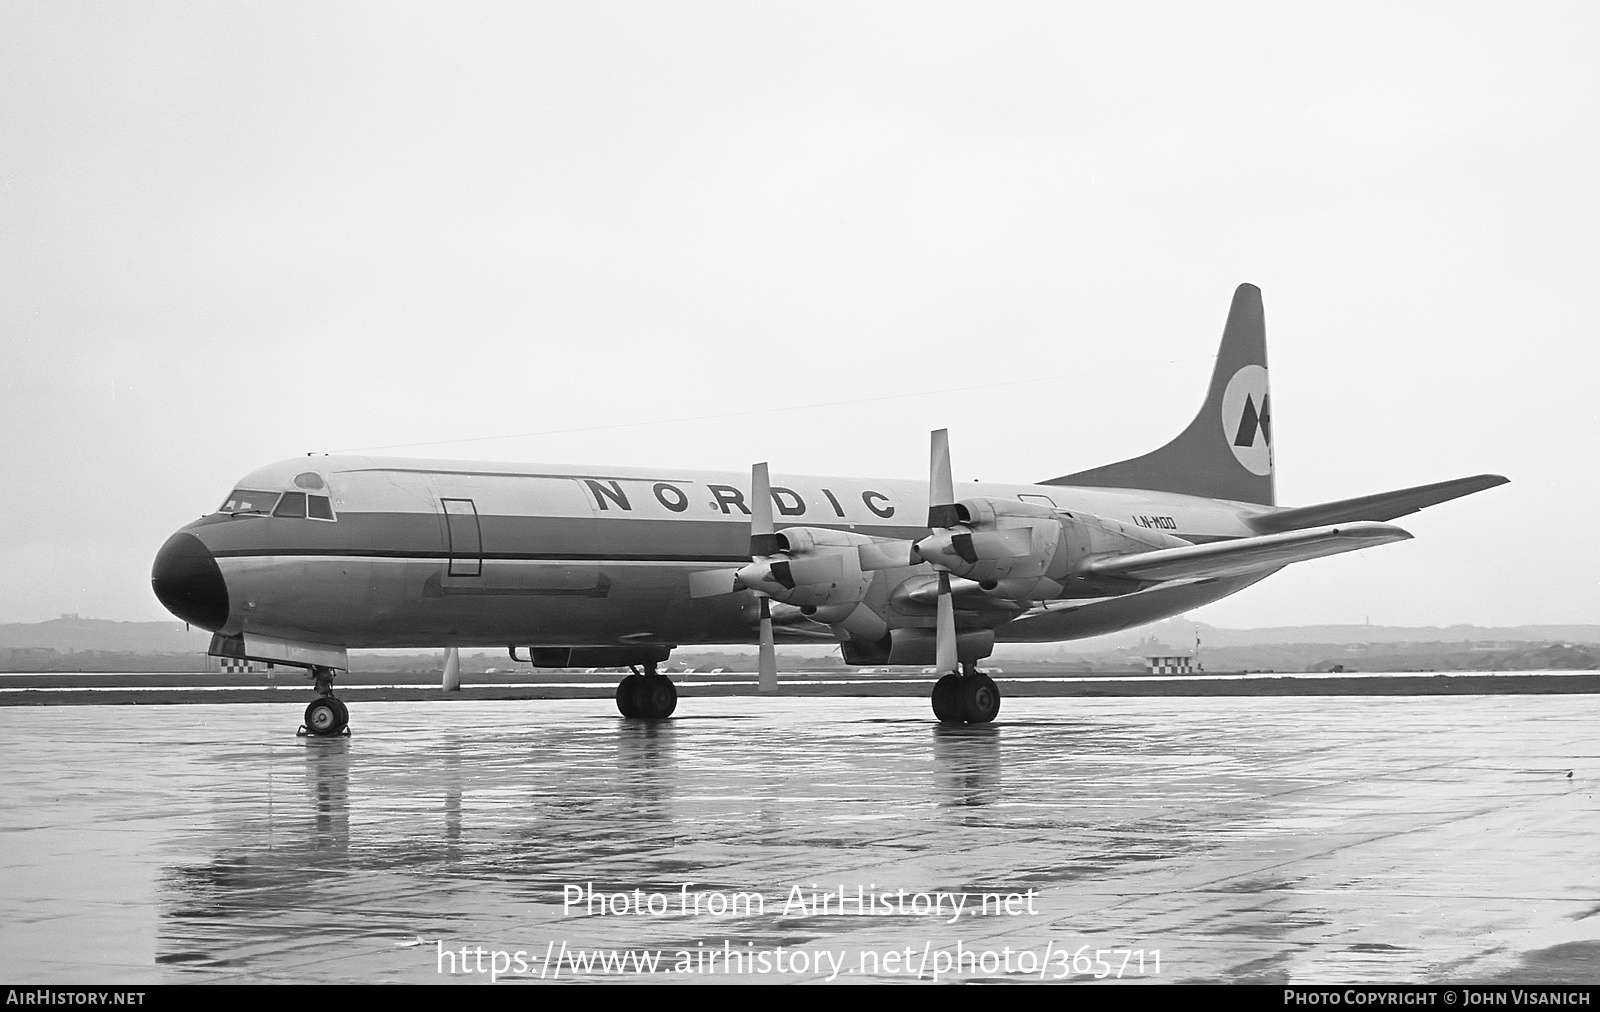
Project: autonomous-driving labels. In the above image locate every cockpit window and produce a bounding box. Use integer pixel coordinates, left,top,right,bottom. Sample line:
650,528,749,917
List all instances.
215,487,336,520
273,491,307,519
218,489,281,515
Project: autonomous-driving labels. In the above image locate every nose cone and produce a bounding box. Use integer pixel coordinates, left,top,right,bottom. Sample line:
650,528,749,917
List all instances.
152,532,230,631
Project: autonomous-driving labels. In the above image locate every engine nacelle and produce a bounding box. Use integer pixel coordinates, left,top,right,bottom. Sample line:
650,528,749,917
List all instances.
736,526,877,611
915,498,1062,587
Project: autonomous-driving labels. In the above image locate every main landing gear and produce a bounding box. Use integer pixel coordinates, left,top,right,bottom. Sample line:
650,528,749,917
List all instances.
299,665,350,737
931,662,1001,724
616,662,677,720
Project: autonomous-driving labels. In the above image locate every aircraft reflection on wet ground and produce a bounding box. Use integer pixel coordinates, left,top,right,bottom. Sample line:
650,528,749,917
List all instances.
2,695,1597,984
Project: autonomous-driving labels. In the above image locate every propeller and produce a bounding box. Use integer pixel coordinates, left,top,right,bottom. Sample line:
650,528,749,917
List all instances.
927,430,959,676
687,462,825,692
847,430,963,671
859,428,1032,576
856,429,1038,673
748,462,778,693
913,430,1032,572
690,464,885,686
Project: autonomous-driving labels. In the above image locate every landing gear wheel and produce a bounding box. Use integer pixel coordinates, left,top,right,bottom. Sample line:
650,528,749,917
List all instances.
931,674,964,723
635,675,677,720
304,697,346,737
958,673,1001,724
616,674,644,718
931,672,1001,723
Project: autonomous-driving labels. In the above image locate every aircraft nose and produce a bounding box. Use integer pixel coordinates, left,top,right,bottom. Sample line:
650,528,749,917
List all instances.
151,532,230,631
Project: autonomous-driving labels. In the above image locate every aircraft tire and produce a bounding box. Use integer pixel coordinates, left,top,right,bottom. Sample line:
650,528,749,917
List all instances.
931,674,964,723
304,697,344,737
616,674,644,718
959,674,1001,724
636,676,677,720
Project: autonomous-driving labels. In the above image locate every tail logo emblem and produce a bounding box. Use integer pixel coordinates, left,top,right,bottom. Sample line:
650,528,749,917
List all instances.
1220,365,1273,476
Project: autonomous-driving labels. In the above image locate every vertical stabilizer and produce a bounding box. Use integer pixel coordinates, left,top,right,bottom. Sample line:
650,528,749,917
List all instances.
1043,284,1274,505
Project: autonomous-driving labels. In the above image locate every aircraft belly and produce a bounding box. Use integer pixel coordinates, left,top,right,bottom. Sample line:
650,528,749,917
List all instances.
217,556,757,649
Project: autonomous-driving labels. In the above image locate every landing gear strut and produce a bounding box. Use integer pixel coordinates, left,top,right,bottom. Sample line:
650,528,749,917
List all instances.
616,662,677,720
931,662,1000,725
299,665,349,737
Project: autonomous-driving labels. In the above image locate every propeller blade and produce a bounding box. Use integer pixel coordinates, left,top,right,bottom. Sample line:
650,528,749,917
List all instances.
749,462,779,557
758,596,777,691
927,429,961,528
950,531,979,565
934,571,957,673
751,463,778,692
767,559,796,590
858,539,917,571
929,429,953,505
689,569,741,598
441,646,461,692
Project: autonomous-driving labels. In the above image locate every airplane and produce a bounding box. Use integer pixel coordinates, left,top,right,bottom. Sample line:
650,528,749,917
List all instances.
150,284,1506,734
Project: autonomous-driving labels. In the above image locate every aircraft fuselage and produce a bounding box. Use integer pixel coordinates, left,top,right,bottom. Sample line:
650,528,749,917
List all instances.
153,454,1269,655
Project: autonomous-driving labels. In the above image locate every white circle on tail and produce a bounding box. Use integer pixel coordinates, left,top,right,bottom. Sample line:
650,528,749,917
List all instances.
1220,364,1273,476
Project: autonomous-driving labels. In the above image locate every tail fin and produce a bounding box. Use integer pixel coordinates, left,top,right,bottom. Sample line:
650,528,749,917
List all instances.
1042,283,1274,505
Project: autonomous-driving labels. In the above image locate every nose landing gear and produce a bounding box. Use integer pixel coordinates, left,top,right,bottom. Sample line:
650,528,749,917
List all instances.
302,696,349,736
298,665,350,737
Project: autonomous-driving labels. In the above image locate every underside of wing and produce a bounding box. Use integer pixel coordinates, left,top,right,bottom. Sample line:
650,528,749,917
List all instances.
1081,522,1412,582
1246,475,1507,533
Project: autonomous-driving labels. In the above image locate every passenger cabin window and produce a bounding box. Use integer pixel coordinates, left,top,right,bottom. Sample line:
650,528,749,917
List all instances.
273,491,307,518
217,489,281,515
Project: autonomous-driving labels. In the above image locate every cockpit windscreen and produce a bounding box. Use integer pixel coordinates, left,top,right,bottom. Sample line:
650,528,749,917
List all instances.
217,489,281,515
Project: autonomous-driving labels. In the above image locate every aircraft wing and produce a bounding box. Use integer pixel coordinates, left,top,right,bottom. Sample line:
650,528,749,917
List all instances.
1246,475,1507,534
1081,522,1412,582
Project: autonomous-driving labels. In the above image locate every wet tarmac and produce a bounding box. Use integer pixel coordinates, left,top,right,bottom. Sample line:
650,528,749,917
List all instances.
3,695,1598,984
5,668,1597,706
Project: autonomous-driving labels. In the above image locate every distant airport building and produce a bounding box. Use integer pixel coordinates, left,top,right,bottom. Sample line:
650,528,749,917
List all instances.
1145,654,1195,675
0,646,57,666
211,656,270,675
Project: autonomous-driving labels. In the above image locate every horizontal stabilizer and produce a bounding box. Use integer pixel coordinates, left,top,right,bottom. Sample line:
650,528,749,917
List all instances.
1082,522,1411,583
1247,475,1508,534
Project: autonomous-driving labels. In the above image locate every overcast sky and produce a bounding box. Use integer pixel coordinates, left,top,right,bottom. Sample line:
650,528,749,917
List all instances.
2,2,1595,629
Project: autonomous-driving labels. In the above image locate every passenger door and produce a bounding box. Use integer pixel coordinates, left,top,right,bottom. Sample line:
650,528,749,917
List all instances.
441,498,482,578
